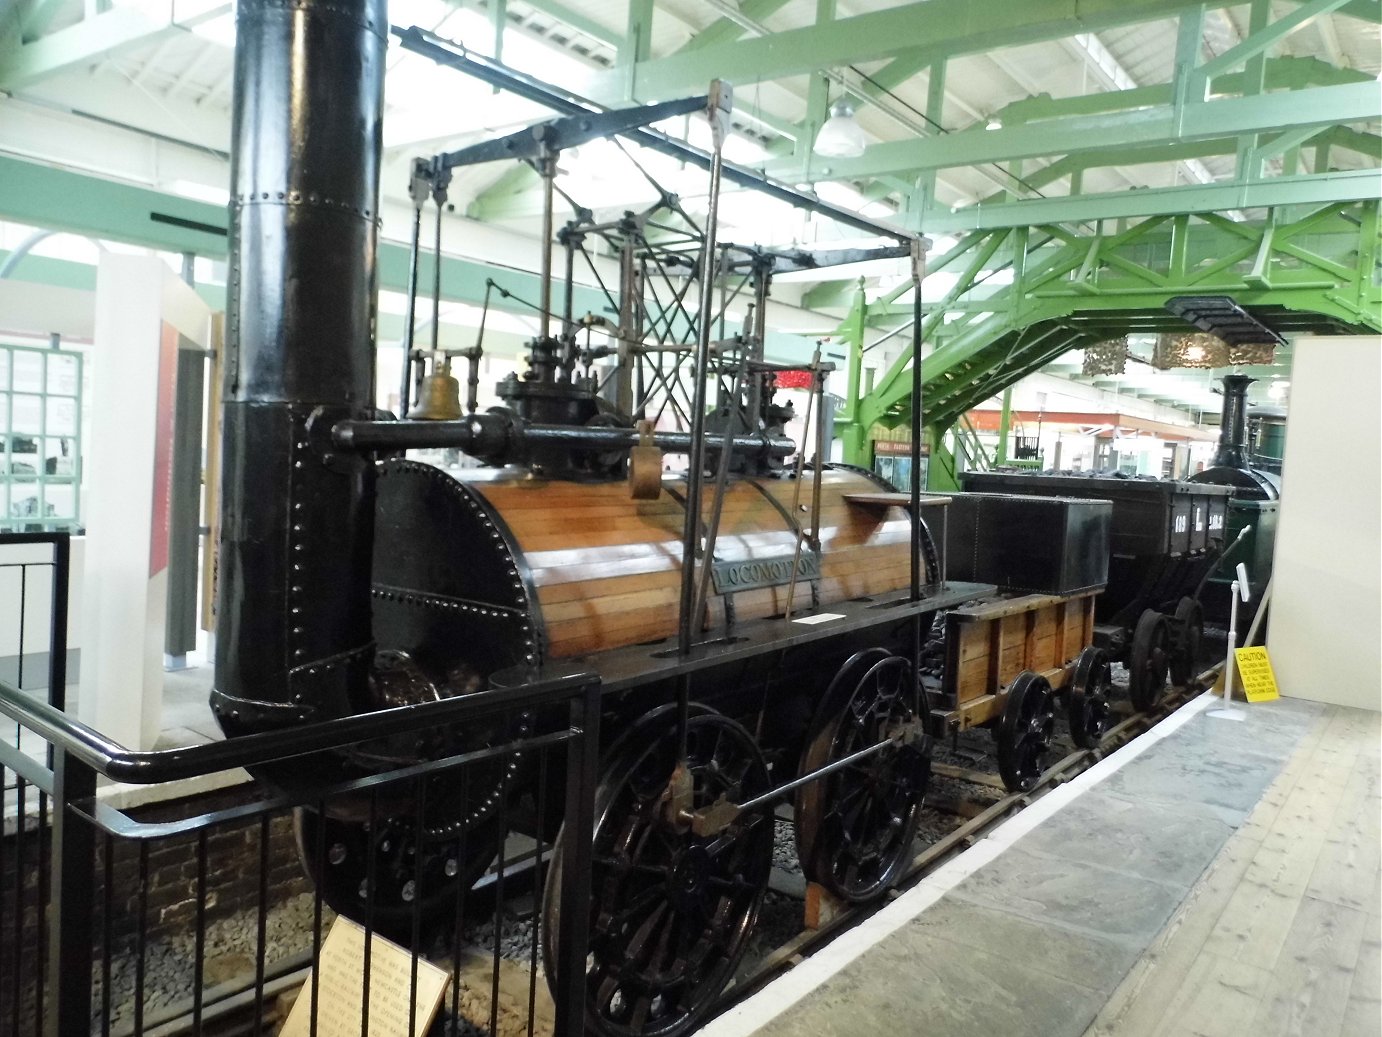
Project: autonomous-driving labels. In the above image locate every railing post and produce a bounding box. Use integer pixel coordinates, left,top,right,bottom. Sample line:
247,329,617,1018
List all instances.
47,535,69,713
554,680,600,1037
45,747,96,1037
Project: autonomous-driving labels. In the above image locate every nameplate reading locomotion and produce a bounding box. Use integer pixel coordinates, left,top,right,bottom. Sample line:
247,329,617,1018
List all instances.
711,552,821,594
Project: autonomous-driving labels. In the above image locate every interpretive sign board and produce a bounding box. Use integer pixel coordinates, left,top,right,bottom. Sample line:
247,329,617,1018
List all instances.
281,917,450,1037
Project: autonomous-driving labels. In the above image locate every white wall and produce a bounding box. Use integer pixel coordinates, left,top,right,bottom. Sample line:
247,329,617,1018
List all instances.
1267,335,1381,710
80,254,211,748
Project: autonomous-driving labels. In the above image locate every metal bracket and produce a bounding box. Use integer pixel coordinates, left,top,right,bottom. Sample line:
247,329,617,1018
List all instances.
706,78,734,152
910,235,932,285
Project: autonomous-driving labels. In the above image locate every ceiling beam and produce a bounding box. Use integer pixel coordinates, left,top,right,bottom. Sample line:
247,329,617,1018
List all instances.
994,55,1373,130
0,153,612,318
0,3,230,92
917,168,1380,230
681,0,793,52
513,0,622,48
767,81,1378,180
0,7,174,91
1189,0,1355,95
577,0,1206,104
571,0,1377,106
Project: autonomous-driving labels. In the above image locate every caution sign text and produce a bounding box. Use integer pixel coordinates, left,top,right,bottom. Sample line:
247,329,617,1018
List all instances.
1235,646,1280,703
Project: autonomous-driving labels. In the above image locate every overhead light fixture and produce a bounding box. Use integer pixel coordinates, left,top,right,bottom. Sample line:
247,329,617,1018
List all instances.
985,116,1002,131
813,100,867,158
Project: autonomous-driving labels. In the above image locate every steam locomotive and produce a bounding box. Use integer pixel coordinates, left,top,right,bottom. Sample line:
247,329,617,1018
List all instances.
208,1,1199,1034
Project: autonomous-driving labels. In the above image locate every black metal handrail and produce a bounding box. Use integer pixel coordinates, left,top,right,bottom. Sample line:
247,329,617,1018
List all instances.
0,666,598,785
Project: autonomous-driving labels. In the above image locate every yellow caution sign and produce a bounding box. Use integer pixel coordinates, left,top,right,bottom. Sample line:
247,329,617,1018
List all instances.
1234,646,1280,703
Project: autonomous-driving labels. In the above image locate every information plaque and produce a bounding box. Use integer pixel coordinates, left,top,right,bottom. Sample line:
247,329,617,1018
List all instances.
280,917,450,1037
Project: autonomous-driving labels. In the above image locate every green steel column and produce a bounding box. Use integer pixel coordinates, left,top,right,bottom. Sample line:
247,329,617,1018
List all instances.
1170,5,1205,132
927,425,959,492
839,281,871,465
995,386,1013,465
1356,200,1379,314
800,72,830,178
1237,0,1271,180
918,60,947,204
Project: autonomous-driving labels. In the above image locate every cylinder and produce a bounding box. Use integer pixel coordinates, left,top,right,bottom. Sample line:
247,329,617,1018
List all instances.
212,0,387,735
1213,374,1255,470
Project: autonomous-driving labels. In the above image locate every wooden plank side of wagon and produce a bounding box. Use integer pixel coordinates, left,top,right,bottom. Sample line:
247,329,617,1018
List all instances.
937,590,1101,731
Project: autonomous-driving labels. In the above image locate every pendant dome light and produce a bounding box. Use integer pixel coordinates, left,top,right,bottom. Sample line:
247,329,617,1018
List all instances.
813,98,867,158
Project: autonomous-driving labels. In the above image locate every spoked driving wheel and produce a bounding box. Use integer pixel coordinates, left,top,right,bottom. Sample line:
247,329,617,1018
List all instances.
795,652,930,903
1129,609,1172,712
1067,647,1113,750
1169,597,1204,687
543,708,773,1037
997,671,1056,793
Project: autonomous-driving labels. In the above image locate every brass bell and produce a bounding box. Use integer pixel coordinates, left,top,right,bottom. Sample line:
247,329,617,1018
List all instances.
410,363,462,420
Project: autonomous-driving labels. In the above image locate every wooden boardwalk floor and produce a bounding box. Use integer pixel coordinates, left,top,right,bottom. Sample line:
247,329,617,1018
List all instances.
1085,705,1381,1037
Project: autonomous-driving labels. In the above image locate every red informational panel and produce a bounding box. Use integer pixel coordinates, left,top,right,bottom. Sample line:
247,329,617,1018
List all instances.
775,369,815,390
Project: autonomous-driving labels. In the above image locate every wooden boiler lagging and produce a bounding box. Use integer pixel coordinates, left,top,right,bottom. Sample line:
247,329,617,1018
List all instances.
370,464,934,680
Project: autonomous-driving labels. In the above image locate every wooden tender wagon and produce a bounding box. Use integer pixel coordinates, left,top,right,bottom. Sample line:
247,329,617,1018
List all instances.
928,589,1112,792
839,488,1115,793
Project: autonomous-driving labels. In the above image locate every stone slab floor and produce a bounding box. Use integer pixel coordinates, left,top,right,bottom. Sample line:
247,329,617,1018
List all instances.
724,696,1380,1037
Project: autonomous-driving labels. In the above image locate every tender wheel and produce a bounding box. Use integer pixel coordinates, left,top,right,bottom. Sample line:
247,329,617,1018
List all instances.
1169,597,1204,687
1129,609,1172,712
543,708,773,1037
294,803,503,943
1067,647,1113,750
997,671,1055,793
795,653,930,904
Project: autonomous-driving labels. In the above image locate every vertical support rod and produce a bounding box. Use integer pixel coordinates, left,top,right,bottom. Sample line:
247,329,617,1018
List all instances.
908,238,929,602
812,364,826,543
615,234,639,415
677,82,731,656
399,201,424,415
562,232,577,344
909,269,925,712
555,682,601,1037
46,749,96,1037
48,533,69,714
538,154,556,343
431,201,443,356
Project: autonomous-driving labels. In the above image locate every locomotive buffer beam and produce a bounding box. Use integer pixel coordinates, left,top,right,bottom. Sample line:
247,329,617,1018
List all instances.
331,411,796,464
672,716,928,840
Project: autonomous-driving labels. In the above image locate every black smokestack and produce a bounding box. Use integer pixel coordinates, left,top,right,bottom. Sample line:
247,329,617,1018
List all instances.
212,0,387,734
1213,374,1254,470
